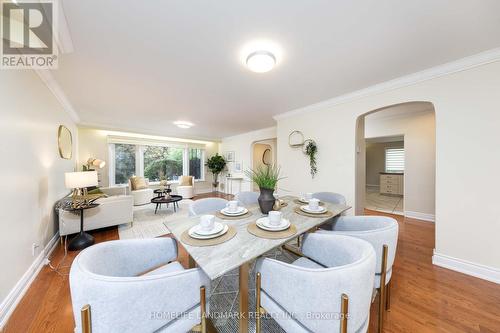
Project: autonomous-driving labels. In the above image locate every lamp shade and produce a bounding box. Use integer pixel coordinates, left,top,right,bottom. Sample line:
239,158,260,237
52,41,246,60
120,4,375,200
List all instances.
65,171,98,189
88,158,106,169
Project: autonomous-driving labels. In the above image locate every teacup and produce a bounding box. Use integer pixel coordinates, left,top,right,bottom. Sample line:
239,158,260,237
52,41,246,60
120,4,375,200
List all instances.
200,215,215,231
308,198,320,211
303,192,313,201
268,211,282,226
226,200,239,212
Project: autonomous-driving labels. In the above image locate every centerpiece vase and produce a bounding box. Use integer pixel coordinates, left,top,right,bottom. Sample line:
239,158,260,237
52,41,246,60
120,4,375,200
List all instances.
258,187,275,214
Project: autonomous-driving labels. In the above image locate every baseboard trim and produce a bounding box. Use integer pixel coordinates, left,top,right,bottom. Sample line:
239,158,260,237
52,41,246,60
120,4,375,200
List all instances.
0,232,60,329
404,210,435,222
432,251,500,284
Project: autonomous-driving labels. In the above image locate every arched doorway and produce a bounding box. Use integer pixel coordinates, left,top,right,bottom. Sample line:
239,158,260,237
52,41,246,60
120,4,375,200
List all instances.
251,138,277,191
355,102,436,222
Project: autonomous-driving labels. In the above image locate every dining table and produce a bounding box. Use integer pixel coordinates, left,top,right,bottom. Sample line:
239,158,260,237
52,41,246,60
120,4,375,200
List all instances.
163,195,351,333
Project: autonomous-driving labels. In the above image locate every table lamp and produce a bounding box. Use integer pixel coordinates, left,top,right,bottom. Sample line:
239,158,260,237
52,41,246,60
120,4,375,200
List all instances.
65,171,98,206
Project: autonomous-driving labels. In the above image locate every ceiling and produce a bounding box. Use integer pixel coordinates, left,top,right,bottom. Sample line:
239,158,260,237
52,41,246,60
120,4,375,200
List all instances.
53,0,500,140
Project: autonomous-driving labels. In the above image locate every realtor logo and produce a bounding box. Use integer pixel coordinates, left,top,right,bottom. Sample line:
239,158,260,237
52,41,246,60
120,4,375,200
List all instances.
1,0,58,69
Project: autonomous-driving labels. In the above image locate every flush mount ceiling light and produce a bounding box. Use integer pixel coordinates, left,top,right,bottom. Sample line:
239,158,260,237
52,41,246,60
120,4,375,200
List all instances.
173,121,194,129
246,51,276,73
241,40,282,73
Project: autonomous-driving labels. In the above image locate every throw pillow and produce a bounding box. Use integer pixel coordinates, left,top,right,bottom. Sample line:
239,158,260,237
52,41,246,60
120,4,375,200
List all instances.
130,176,148,190
178,176,193,186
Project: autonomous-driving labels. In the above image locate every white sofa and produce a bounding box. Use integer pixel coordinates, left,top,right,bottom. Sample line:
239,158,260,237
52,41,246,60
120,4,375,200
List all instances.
59,189,134,236
176,176,195,199
128,178,154,205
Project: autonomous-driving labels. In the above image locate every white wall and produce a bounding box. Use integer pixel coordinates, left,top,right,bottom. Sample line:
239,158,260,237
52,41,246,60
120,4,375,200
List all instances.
0,70,77,325
77,127,219,194
276,60,500,277
219,127,277,193
365,109,435,217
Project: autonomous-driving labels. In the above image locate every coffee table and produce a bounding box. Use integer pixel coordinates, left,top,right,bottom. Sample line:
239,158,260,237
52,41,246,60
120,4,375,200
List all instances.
151,194,182,214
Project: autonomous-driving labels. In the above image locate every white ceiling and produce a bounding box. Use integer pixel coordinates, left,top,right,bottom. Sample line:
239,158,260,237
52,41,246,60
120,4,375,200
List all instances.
53,0,500,140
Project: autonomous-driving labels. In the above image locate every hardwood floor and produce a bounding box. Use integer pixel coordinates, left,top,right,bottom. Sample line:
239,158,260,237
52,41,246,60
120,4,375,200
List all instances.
3,199,500,332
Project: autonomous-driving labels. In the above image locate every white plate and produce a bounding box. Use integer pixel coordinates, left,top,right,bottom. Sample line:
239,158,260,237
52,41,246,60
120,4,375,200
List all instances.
189,224,228,239
191,222,224,236
220,207,248,216
300,205,327,214
298,197,310,204
256,217,290,231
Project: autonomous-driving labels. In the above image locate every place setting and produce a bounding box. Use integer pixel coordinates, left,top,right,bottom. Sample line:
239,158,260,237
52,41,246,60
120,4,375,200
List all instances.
294,197,334,218
181,214,237,246
293,192,326,206
215,200,253,220
247,211,297,239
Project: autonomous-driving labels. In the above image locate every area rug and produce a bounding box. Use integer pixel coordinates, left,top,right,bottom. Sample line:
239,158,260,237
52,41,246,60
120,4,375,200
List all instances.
118,199,193,239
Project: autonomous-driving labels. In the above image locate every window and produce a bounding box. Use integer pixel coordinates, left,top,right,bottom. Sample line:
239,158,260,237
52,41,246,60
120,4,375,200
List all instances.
110,142,204,185
189,148,203,180
385,148,404,173
114,144,136,184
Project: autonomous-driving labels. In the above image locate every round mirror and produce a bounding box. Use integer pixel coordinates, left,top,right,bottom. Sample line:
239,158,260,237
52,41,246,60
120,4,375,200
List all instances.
58,125,72,159
262,148,272,165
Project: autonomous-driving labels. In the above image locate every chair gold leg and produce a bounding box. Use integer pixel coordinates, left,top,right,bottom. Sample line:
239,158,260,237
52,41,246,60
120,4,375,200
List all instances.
256,272,261,333
340,294,348,333
200,286,207,333
385,280,391,311
378,244,388,333
81,304,92,333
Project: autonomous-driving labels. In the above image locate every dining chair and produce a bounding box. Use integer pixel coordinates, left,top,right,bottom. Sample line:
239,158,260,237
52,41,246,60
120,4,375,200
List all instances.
317,215,399,333
255,233,376,333
69,238,210,333
188,197,228,216
234,191,259,206
312,192,347,205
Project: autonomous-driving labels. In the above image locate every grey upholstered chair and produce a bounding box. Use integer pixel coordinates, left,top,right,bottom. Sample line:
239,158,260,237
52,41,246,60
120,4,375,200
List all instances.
255,233,376,333
234,191,259,206
312,191,347,205
317,215,399,333
188,198,228,216
69,238,210,333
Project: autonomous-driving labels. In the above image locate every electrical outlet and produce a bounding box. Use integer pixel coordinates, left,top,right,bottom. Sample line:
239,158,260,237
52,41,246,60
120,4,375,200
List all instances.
32,243,39,256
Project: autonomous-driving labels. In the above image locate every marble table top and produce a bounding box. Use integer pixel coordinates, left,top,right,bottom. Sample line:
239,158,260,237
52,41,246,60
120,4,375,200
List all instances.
164,196,351,280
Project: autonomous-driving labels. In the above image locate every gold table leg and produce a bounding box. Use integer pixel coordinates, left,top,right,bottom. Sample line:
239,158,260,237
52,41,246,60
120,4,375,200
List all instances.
239,263,249,333
188,254,196,269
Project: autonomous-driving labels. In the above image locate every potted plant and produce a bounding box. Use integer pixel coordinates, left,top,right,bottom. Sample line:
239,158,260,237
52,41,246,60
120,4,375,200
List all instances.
205,153,227,191
245,165,284,214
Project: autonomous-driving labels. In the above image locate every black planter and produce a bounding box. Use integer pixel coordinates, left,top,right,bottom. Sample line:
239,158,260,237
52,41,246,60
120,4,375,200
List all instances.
258,188,275,214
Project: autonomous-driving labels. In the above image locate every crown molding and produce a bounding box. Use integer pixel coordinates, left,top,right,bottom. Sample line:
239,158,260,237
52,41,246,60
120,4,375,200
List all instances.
273,47,500,121
35,70,80,123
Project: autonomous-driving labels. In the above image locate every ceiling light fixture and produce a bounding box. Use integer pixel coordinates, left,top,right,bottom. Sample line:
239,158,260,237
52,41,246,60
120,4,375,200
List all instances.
246,50,276,73
173,121,194,129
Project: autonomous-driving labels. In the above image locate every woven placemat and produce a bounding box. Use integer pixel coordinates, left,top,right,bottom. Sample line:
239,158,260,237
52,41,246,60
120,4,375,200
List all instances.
293,206,334,218
247,222,297,239
181,226,237,247
215,210,253,220
292,199,325,206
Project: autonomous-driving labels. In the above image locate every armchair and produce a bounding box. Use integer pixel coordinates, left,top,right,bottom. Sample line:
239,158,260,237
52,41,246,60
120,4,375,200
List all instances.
177,176,194,199
128,177,154,206
255,233,376,333
69,238,210,333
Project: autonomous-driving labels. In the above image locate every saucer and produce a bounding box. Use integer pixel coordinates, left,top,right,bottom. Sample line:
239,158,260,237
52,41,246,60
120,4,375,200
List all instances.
298,197,311,204
189,224,228,239
221,207,248,216
191,222,224,236
256,217,290,231
300,205,327,214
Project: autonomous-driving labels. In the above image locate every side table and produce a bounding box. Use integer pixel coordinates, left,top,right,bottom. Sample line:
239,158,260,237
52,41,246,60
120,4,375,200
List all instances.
64,203,99,251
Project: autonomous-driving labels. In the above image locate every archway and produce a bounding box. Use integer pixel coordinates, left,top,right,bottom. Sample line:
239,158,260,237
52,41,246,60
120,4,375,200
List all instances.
355,101,436,222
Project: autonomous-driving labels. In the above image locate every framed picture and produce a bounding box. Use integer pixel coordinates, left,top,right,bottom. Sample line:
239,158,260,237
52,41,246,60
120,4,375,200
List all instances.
225,151,235,162
234,161,242,173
